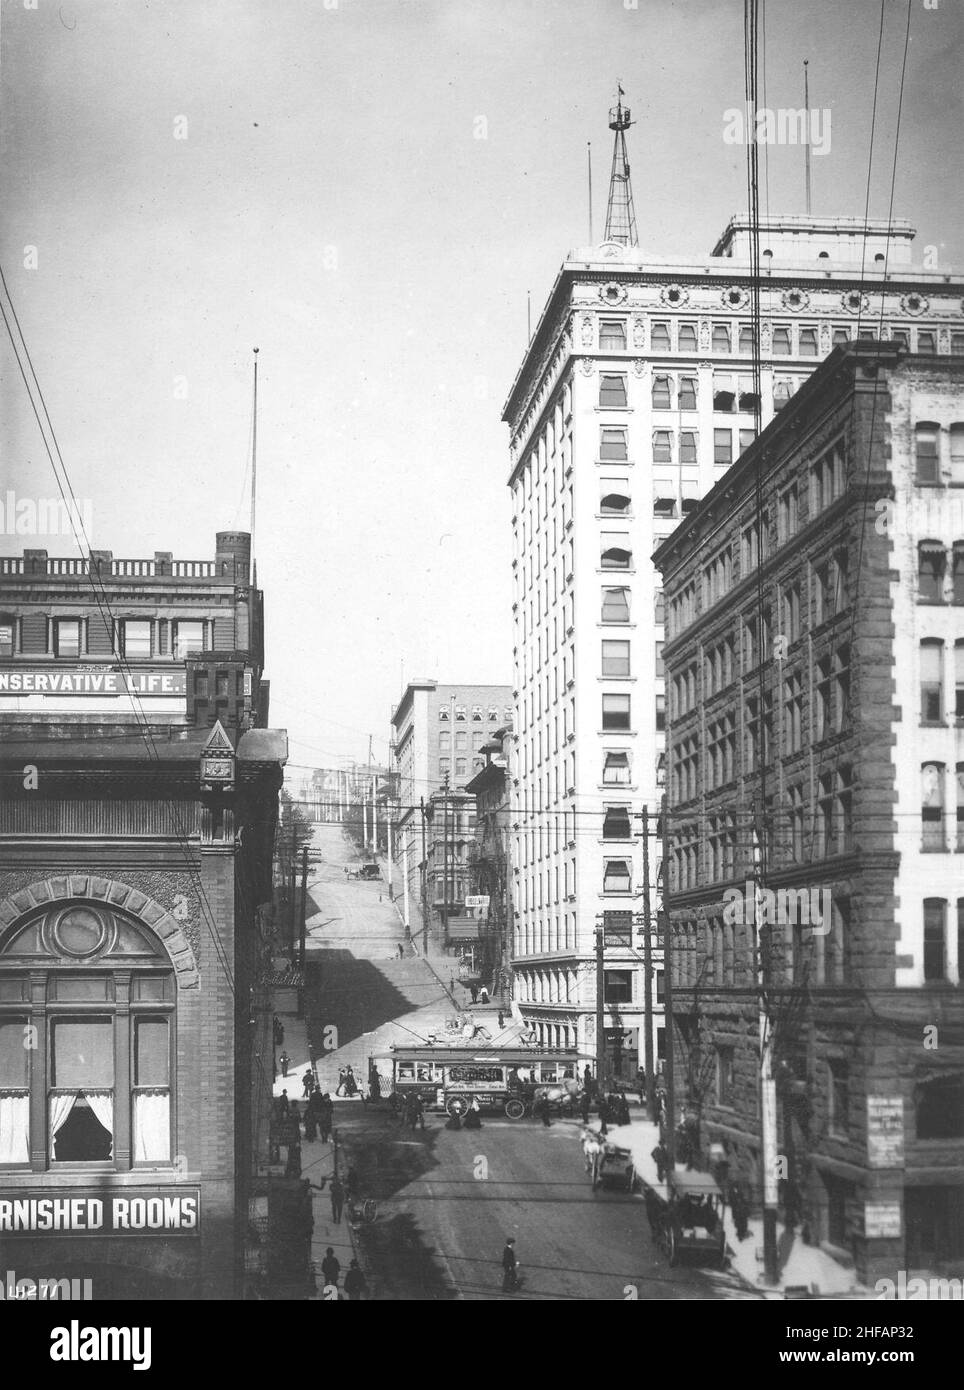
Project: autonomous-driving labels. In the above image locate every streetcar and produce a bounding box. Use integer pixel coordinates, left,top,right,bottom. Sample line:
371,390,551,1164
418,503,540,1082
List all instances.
377,1045,586,1119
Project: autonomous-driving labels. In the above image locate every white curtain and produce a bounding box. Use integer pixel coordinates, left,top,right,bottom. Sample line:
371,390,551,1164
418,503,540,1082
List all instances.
133,1090,170,1162
84,1091,114,1156
49,1093,76,1157
0,1094,29,1165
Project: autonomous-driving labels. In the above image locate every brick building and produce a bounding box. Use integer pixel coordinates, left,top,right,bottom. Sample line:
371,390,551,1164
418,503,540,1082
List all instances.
0,531,286,1298
654,344,964,1283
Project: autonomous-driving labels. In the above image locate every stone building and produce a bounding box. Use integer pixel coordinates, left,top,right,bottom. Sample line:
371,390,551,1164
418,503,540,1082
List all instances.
654,343,964,1283
0,531,286,1298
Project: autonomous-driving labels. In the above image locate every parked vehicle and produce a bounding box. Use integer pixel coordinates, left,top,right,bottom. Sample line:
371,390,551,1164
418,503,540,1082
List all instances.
358,863,380,880
653,1170,728,1269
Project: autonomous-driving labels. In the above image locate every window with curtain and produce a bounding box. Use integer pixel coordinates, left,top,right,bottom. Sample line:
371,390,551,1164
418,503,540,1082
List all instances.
918,543,946,603
915,424,940,484
0,905,175,1171
599,375,628,408
601,587,630,623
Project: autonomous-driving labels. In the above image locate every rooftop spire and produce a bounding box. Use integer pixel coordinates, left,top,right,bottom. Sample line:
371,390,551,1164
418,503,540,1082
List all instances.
604,86,638,247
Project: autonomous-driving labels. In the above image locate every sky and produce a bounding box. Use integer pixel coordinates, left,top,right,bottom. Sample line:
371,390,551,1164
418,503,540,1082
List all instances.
1,0,962,776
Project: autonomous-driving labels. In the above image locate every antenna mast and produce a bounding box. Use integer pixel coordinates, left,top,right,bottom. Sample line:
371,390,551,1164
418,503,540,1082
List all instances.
250,347,259,585
803,60,812,216
604,87,638,246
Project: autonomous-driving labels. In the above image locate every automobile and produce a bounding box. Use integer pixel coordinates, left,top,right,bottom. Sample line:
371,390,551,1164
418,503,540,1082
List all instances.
653,1170,728,1269
358,863,380,880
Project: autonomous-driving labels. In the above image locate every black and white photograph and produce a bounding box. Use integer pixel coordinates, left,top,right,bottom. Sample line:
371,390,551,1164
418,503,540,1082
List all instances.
0,0,963,1338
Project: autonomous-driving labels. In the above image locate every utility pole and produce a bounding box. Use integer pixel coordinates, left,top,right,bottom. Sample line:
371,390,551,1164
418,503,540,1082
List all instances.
641,805,655,1120
754,818,779,1285
661,794,676,1173
595,924,606,1094
299,845,309,973
420,797,429,954
442,772,450,944
402,838,411,936
371,774,377,854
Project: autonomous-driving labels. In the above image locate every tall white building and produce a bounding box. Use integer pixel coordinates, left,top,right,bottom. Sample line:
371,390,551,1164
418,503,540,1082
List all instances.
501,112,963,1081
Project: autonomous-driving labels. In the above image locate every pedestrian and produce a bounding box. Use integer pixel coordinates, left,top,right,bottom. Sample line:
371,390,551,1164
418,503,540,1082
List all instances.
303,1108,317,1142
413,1094,425,1130
397,943,404,960
497,1010,505,1030
278,1089,289,1116
302,1067,314,1099
583,1065,593,1098
651,1141,668,1184
537,1094,551,1128
345,1065,357,1097
479,985,489,1004
329,1175,344,1223
273,1015,285,1047
285,1141,302,1178
730,1183,749,1241
580,1090,591,1125
318,1094,333,1143
501,1238,518,1294
636,1066,647,1106
470,983,478,1004
369,1069,381,1101
279,1049,290,1079
618,1091,630,1126
344,1259,367,1300
321,1247,340,1290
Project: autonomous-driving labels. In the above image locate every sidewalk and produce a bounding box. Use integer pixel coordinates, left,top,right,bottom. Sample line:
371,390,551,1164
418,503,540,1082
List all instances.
587,1112,869,1298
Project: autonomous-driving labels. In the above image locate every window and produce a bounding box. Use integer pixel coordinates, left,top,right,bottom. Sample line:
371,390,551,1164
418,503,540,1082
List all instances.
600,427,628,461
600,477,631,515
454,730,467,752
921,641,944,723
891,327,910,348
438,731,450,751
953,333,964,354
916,1073,964,1139
654,590,665,624
0,907,175,1171
678,323,697,352
738,325,756,355
653,487,677,519
652,375,673,410
655,693,666,732
602,693,631,730
455,758,467,779
173,621,204,659
738,376,760,412
487,707,498,721
454,706,467,721
439,706,450,721
778,483,798,542
678,376,697,411
604,970,632,1002
438,756,450,778
120,620,151,658
784,673,804,754
739,428,757,453
798,326,819,357
832,326,850,347
713,374,736,412
602,807,632,839
599,319,627,350
655,640,664,676
957,765,964,851
599,374,628,408
651,322,671,351
716,1047,735,1105
53,619,82,658
916,424,940,484
603,859,632,894
601,533,632,569
772,325,791,355
602,640,630,677
957,643,964,720
472,705,483,722
714,429,732,466
711,323,731,352
917,330,936,353
601,587,630,623
0,619,13,658
680,430,697,465
950,425,964,485
923,899,946,980
652,431,673,464
782,584,802,643
815,656,832,738
828,1060,849,1135
922,764,945,852
918,543,946,603
603,751,631,785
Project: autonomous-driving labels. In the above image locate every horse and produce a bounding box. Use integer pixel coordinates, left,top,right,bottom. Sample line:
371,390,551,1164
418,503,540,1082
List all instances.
580,1125,608,1189
533,1079,581,1117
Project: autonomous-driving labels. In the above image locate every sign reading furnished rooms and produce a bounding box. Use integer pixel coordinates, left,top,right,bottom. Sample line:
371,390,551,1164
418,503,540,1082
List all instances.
0,1190,200,1236
0,668,187,697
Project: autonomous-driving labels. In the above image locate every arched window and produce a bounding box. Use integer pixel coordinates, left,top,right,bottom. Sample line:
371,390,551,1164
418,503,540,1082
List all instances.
0,903,175,1171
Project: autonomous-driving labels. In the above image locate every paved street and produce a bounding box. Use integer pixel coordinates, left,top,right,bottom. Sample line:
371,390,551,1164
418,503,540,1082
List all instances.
295,821,761,1301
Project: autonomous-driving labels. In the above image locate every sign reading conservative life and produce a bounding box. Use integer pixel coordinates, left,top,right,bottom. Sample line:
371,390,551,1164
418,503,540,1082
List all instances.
0,668,187,697
0,1190,200,1236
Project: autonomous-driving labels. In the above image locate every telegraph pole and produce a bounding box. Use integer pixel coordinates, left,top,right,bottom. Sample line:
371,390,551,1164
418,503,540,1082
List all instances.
595,924,606,1093
442,771,450,942
299,845,309,973
754,818,780,1285
661,795,676,1172
420,797,429,953
641,805,655,1119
